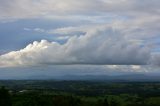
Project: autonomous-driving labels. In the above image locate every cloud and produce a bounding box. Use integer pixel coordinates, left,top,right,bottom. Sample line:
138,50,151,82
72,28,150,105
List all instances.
23,27,31,31
0,65,157,79
48,26,87,35
150,53,160,66
33,28,45,33
0,0,160,80
0,0,160,21
36,17,160,40
0,0,104,21
0,26,151,67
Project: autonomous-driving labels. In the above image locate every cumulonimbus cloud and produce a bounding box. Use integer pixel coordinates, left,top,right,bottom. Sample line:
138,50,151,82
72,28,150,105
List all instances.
0,26,151,67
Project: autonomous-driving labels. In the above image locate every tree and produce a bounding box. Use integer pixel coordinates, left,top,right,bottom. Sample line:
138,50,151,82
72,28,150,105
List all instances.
103,98,109,106
0,86,12,106
110,98,119,106
97,98,109,106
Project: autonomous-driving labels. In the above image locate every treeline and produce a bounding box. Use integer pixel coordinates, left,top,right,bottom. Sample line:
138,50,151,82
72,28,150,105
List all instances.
1,81,160,97
0,86,160,106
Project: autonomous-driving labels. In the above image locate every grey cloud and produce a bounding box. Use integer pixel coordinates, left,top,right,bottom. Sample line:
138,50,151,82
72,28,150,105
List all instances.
0,65,156,79
0,0,160,21
150,53,160,66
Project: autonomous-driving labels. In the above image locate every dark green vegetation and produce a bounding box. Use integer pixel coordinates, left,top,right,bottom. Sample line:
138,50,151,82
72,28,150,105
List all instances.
0,80,160,106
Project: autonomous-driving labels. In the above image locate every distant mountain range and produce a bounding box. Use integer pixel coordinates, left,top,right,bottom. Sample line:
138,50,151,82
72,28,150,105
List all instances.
16,73,160,82
56,74,160,81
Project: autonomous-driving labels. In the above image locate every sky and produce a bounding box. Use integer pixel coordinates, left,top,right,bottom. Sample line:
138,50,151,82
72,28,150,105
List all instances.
0,0,160,79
